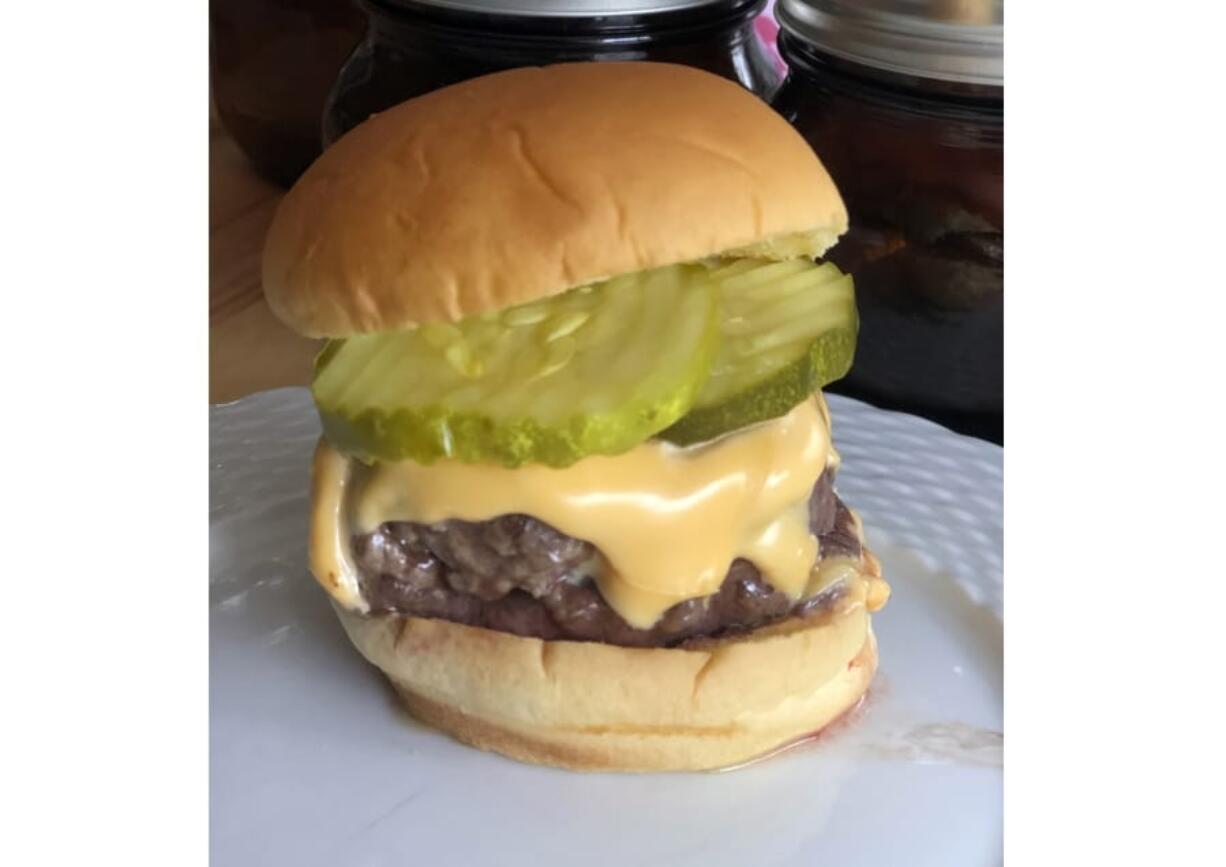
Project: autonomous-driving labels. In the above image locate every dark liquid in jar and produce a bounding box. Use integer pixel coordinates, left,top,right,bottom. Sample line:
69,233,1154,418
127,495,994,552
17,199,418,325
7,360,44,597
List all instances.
774,38,1003,442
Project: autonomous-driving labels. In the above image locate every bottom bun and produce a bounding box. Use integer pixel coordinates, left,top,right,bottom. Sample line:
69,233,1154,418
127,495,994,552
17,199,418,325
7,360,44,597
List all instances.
334,587,879,772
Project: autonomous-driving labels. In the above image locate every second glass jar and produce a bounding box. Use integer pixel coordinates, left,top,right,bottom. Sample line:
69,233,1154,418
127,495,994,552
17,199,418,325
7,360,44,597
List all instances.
773,0,1003,442
324,0,780,146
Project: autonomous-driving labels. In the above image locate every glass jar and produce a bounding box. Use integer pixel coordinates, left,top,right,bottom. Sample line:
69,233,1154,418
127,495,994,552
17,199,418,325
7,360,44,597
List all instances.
210,0,366,187
773,0,1003,442
324,0,780,146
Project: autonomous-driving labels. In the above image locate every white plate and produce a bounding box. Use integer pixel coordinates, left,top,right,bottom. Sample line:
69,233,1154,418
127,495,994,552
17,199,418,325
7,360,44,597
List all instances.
211,389,1002,866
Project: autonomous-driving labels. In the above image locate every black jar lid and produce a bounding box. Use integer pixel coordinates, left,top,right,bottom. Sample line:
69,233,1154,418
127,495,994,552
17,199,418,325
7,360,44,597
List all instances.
380,0,739,16
776,0,1002,86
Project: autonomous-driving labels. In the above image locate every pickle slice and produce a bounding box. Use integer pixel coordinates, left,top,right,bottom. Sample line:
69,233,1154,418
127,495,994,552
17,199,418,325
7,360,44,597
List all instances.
313,264,719,467
661,257,857,446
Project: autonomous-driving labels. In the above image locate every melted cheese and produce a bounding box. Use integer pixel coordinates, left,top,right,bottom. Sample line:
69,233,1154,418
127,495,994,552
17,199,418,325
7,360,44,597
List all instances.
311,398,835,628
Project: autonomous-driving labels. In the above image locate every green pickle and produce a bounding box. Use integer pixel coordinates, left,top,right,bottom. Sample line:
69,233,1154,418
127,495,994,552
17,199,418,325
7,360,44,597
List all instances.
660,257,857,446
313,264,720,467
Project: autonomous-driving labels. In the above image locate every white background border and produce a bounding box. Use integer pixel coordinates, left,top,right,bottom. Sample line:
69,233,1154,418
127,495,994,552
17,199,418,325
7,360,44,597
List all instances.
3,1,1225,864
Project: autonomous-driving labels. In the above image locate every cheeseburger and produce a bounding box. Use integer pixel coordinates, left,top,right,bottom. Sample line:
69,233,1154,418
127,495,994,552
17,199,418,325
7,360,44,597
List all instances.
263,62,889,772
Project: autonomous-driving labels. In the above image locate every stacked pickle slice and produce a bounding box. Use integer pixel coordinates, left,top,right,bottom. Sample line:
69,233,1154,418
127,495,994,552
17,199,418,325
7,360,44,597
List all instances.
313,257,856,467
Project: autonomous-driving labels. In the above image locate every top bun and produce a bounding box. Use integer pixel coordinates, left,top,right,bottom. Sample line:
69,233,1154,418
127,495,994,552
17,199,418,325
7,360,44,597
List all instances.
263,62,847,338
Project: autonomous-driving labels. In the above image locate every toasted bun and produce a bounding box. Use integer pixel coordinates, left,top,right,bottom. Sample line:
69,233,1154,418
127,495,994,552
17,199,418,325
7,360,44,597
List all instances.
333,596,878,772
263,62,847,337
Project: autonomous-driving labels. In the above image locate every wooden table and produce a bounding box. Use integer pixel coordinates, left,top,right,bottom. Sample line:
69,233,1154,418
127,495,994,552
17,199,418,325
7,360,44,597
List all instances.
210,110,321,404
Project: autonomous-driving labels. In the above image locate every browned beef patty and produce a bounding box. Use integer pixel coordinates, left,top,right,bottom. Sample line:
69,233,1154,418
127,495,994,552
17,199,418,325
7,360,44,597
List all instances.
353,468,861,647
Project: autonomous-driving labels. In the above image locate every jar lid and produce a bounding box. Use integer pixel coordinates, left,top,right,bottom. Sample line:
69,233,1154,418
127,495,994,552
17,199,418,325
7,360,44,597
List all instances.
388,0,735,17
776,0,1003,86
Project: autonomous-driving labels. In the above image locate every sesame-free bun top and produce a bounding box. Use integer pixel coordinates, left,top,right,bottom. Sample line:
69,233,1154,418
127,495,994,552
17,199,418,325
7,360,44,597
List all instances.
263,62,848,338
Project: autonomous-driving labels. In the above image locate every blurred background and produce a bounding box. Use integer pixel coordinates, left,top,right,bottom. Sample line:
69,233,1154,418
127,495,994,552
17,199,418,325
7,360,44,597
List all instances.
210,0,1002,443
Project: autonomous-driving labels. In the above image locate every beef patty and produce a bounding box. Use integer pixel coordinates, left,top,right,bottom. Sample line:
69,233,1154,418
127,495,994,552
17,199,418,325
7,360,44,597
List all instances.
352,468,862,647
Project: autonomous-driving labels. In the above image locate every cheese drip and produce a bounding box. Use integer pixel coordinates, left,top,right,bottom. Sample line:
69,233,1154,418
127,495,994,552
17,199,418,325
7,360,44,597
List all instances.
311,398,833,628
